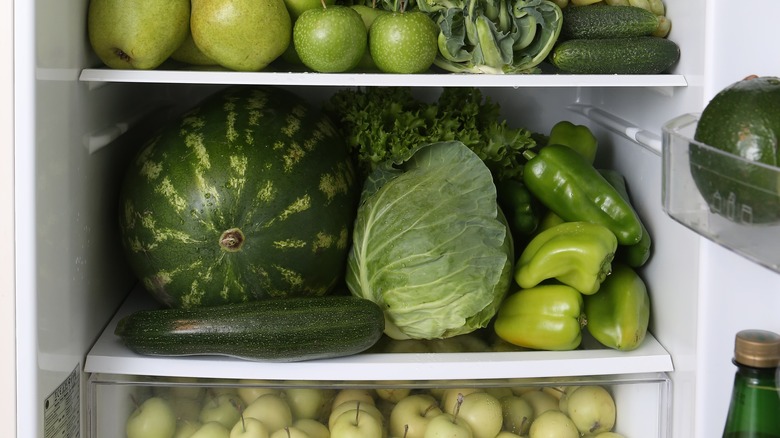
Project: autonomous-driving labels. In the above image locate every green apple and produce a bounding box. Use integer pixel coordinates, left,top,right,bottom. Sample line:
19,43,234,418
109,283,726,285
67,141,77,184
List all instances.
230,416,271,438
520,390,559,417
200,393,242,429
499,395,533,436
87,0,190,69
483,387,513,400
126,396,177,438
527,411,579,438
293,4,367,72
495,433,521,438
560,386,616,435
368,11,438,73
332,389,376,408
293,418,330,438
243,393,294,432
176,420,203,438
173,396,206,422
330,407,385,438
191,0,291,71
284,388,336,421
284,0,336,20
191,421,231,438
388,394,442,438
456,392,502,438
329,401,384,431
422,413,472,438
591,433,626,438
375,388,412,404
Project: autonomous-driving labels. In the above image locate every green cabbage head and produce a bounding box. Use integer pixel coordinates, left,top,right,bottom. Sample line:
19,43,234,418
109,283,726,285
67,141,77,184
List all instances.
345,141,514,340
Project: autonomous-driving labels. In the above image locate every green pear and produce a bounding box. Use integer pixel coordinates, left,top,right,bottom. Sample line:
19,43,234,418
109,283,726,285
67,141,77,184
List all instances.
191,0,292,72
87,0,190,69
171,28,218,66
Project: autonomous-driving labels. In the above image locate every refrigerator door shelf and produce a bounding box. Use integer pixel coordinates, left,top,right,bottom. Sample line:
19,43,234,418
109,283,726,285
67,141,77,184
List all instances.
662,113,780,274
85,287,674,382
78,68,689,88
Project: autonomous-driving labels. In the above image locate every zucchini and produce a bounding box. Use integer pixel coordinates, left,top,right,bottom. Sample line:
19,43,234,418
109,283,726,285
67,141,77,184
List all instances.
561,5,660,39
549,36,680,74
114,295,385,362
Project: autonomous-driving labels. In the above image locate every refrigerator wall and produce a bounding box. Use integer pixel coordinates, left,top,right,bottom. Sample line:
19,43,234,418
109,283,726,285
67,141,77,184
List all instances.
11,0,780,437
2,0,16,434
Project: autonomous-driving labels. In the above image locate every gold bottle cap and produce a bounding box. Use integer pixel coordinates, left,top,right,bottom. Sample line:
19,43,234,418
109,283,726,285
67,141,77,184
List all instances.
734,329,780,368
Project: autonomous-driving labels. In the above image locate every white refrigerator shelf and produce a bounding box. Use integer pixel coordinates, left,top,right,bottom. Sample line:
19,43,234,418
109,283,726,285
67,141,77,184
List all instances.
85,288,674,382
79,68,689,88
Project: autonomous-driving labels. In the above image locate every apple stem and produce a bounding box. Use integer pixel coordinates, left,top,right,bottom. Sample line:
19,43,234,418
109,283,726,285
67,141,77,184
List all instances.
320,0,327,8
452,393,464,422
129,393,140,410
403,424,409,438
286,426,292,438
355,401,361,425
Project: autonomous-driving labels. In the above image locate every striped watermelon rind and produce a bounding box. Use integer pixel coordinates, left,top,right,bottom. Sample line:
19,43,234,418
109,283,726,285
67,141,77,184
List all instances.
119,86,359,308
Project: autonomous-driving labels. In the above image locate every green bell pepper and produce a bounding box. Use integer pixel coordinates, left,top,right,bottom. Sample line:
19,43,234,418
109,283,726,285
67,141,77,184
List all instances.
547,120,599,163
537,210,565,233
598,169,652,267
584,263,650,351
496,179,541,244
515,221,617,295
494,284,586,351
522,144,644,245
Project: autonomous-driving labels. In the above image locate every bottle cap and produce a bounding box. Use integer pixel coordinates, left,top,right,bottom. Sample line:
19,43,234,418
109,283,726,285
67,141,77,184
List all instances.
734,329,780,368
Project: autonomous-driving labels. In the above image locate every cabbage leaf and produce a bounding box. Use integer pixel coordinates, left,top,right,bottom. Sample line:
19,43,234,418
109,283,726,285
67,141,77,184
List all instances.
345,141,514,340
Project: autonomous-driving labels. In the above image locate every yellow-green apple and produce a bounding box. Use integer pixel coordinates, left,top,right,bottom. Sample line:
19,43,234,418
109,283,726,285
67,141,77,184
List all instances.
499,396,533,436
243,393,293,432
330,406,384,438
283,388,336,421
191,421,231,438
520,390,559,417
329,401,384,431
172,396,206,422
440,389,483,415
293,419,330,438
230,416,271,438
375,388,412,404
389,394,442,438
199,393,242,429
527,411,578,438
237,383,280,406
456,392,502,438
560,386,616,435
126,396,177,438
332,389,376,408
271,426,312,438
175,419,202,438
422,413,472,438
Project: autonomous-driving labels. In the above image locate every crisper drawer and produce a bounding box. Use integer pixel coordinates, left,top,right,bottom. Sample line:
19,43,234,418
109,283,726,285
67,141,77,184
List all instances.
86,373,671,438
85,288,674,438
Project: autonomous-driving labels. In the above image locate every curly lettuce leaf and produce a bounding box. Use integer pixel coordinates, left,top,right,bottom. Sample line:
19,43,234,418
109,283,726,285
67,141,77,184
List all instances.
346,141,514,340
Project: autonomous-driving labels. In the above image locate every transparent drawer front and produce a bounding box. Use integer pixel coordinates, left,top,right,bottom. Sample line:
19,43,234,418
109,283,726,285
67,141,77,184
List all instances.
662,113,780,273
87,373,671,438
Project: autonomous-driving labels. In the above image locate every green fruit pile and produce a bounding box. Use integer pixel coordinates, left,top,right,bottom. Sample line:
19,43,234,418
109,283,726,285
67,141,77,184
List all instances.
86,0,439,73
125,383,627,438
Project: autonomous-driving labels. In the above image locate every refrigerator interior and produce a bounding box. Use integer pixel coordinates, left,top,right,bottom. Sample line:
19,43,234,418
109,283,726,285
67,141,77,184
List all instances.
13,0,780,437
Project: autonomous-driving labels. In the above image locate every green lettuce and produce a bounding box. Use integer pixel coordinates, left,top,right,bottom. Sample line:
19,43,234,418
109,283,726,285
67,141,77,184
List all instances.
345,141,514,340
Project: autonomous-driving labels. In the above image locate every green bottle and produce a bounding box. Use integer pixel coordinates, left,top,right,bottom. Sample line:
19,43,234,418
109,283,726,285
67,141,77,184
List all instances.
722,329,780,438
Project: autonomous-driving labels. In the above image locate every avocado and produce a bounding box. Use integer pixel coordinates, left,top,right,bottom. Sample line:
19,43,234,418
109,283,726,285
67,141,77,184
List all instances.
691,75,780,224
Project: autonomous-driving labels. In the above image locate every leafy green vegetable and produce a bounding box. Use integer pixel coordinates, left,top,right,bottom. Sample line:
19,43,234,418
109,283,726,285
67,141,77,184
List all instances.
346,141,514,340
325,86,537,181
420,0,563,74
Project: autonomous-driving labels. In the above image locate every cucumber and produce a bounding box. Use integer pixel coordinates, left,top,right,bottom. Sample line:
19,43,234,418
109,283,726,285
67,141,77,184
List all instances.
561,5,660,39
114,295,385,362
549,36,680,74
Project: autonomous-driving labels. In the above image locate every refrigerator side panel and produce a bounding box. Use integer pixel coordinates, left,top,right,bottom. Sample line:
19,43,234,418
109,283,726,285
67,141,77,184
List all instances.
2,0,16,435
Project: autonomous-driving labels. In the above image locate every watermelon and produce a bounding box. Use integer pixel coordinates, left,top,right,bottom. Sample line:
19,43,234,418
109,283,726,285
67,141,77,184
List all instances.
118,86,360,308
